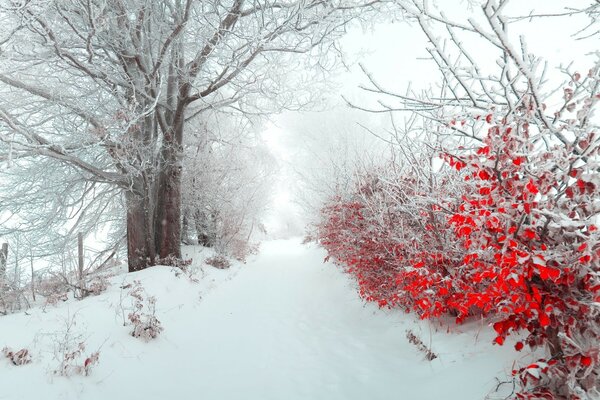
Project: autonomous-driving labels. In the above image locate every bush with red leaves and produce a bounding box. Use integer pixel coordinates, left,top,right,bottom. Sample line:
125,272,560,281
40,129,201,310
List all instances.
319,85,599,398
319,160,467,318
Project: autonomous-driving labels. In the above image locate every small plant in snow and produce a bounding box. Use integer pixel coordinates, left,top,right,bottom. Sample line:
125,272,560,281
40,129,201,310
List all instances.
55,342,99,377
51,315,100,376
205,255,231,270
406,330,438,361
2,347,32,366
170,263,200,283
127,280,163,341
155,254,192,269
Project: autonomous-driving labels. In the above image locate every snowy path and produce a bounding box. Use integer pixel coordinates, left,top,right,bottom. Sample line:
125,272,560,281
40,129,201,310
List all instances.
160,240,423,400
1,239,516,400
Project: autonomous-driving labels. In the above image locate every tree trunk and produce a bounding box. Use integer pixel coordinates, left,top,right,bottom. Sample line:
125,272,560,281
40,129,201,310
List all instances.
126,190,156,272
153,45,184,262
155,159,182,259
77,233,85,298
154,117,183,260
0,243,7,279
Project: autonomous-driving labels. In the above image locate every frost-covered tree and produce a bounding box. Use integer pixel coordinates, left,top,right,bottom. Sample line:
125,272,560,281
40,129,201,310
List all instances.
181,113,275,259
0,0,394,271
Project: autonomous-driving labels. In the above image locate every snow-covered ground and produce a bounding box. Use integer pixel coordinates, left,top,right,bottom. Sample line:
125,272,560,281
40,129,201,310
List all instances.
0,239,525,400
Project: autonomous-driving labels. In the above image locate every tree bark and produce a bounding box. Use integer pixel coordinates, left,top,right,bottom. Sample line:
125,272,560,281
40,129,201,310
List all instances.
154,105,184,260
155,146,183,260
126,190,156,272
153,46,185,262
0,243,7,279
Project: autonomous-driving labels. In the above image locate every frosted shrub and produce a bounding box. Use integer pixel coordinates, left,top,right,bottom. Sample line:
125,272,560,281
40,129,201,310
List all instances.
55,342,99,377
127,281,163,341
52,316,100,377
86,275,109,296
0,285,27,315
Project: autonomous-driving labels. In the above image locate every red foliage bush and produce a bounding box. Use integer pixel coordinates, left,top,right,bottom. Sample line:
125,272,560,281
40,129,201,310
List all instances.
319,107,599,397
319,164,466,318
444,114,599,397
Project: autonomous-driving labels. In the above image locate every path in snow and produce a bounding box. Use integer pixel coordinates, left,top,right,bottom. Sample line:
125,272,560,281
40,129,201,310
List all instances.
0,239,517,400
163,240,421,400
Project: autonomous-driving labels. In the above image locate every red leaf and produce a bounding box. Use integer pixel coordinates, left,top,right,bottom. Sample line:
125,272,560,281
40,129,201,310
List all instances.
493,321,504,334
526,180,539,194
458,226,472,237
566,187,574,198
538,265,561,281
477,146,490,155
478,170,491,180
539,313,550,328
513,157,523,166
515,342,524,351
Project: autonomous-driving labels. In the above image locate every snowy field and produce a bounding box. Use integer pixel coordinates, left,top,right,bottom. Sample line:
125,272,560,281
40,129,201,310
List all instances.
0,239,525,400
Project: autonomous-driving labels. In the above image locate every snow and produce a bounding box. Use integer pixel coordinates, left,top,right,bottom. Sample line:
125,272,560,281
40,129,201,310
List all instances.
0,239,523,400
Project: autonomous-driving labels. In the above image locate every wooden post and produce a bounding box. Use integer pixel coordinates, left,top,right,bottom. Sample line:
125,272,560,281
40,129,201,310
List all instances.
77,233,85,298
30,255,36,302
0,243,8,280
